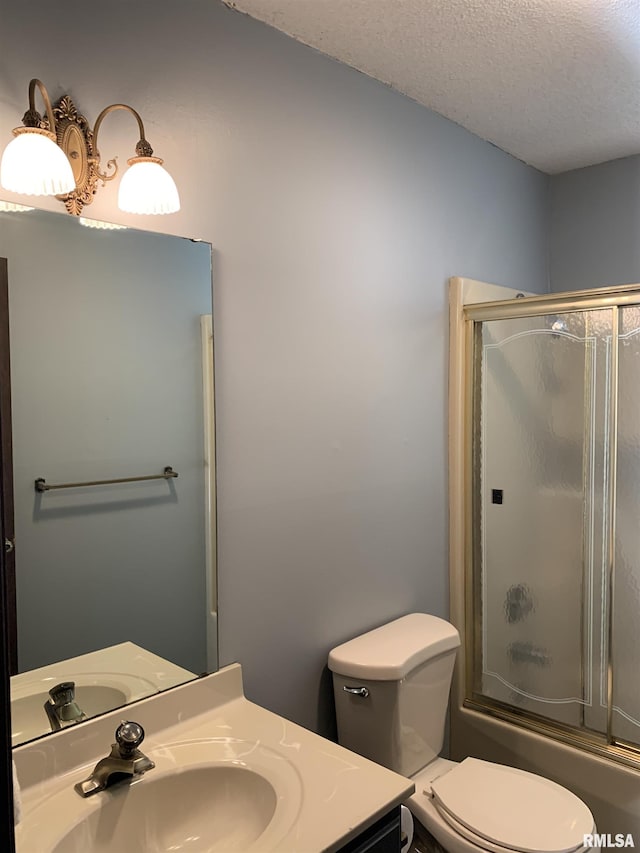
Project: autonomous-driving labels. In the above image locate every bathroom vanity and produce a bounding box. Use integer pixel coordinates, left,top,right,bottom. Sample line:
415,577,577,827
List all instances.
13,663,413,852
337,808,403,853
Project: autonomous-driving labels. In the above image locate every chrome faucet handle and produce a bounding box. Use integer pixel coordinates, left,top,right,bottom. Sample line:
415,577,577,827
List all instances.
74,720,154,798
115,721,145,757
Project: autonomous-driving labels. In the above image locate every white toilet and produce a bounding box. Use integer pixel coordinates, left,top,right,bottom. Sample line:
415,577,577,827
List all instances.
328,613,597,853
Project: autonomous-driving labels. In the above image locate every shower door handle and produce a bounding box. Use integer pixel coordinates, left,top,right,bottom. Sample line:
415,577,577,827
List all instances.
343,685,369,698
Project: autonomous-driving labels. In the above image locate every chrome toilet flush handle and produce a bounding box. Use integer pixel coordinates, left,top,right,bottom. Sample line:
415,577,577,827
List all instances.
343,685,369,698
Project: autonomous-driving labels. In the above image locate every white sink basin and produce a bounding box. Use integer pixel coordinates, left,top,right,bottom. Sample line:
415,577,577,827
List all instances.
16,738,303,853
55,766,278,852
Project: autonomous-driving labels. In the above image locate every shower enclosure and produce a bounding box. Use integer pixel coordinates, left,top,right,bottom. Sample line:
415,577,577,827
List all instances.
463,283,640,765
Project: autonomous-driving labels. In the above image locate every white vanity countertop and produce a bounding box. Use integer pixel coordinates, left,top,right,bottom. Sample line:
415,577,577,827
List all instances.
13,663,414,852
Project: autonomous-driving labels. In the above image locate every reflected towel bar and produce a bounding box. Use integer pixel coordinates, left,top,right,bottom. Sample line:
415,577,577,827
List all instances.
34,466,178,493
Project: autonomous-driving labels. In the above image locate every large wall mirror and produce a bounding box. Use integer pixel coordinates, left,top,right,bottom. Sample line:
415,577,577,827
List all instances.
0,205,217,747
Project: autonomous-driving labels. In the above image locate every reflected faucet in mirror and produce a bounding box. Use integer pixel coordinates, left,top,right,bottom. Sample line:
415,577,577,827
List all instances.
43,681,86,732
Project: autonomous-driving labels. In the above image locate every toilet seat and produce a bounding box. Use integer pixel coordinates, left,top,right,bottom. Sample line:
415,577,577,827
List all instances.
429,758,594,853
431,803,592,853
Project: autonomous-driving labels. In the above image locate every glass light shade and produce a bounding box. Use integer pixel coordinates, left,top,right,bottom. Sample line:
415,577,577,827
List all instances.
0,128,75,196
117,156,180,215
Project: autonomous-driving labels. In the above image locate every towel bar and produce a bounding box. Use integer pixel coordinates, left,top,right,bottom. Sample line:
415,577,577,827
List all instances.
34,466,178,493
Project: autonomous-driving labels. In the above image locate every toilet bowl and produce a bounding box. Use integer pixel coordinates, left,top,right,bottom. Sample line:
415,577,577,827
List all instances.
328,614,597,853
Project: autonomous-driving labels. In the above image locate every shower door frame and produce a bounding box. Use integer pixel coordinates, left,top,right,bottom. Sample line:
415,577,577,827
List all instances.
453,277,640,772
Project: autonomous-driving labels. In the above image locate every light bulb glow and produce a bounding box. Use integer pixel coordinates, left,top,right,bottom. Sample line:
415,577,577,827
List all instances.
0,128,75,196
78,217,127,231
117,156,180,215
0,201,34,213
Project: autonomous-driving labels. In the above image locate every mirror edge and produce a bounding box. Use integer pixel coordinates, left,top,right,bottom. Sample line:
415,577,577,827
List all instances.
0,256,16,850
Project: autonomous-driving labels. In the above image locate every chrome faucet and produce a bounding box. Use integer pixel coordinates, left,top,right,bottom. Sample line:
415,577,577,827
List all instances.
44,682,86,731
74,721,155,797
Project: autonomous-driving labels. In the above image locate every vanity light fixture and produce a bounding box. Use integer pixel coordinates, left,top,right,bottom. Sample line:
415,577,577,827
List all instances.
0,79,180,216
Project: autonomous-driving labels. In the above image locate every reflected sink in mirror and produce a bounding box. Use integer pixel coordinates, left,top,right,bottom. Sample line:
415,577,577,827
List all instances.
17,737,303,853
10,643,196,746
11,682,128,746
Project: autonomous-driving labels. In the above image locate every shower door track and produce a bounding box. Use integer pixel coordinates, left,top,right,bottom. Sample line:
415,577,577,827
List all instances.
464,281,640,320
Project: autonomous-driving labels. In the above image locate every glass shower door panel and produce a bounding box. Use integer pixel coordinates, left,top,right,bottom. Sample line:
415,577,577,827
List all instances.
477,311,610,730
612,307,640,746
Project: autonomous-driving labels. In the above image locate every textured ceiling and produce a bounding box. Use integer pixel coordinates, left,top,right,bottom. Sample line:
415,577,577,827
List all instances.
225,0,640,174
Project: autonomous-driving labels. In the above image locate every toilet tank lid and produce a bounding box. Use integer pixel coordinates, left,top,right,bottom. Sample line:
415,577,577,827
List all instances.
328,614,460,680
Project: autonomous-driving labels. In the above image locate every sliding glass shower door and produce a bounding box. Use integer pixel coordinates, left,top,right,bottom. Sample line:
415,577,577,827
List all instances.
468,292,640,759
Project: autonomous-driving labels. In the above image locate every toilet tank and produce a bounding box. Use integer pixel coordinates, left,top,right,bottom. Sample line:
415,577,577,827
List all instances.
328,614,460,778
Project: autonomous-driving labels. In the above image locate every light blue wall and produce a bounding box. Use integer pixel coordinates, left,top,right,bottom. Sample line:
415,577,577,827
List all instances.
0,0,550,735
550,155,640,292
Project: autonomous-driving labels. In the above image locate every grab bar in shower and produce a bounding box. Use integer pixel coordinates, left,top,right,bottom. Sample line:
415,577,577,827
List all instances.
34,466,179,493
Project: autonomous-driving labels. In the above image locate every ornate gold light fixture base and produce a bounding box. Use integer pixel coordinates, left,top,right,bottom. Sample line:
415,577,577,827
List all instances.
45,96,117,216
